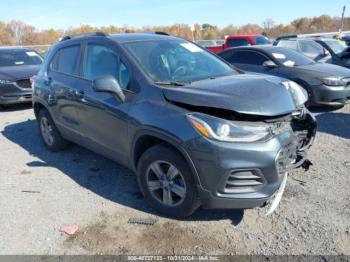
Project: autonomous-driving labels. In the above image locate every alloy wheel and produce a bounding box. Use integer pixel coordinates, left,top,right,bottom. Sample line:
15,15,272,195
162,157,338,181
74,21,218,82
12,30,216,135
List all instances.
146,161,186,207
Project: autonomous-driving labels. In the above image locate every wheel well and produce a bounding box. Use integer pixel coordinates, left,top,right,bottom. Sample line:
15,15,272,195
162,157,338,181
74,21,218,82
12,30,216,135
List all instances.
133,135,185,169
33,102,46,118
293,79,311,91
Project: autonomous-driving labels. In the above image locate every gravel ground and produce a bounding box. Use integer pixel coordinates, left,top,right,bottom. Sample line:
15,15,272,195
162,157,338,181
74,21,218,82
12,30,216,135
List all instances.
0,104,349,255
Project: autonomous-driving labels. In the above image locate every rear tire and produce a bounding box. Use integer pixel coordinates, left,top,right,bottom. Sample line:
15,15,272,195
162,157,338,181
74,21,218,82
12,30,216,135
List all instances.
137,144,201,218
37,108,69,151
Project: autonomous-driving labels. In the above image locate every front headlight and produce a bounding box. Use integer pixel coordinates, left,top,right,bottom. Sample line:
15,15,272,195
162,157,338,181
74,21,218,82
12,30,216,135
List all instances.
188,113,272,143
282,81,308,107
322,77,345,86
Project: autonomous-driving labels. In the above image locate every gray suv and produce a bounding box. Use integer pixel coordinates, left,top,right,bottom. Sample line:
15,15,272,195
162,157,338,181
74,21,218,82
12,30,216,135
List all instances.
32,32,316,218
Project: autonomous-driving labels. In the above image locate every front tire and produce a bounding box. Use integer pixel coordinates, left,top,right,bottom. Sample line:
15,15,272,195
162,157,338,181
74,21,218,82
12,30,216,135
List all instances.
37,109,69,151
137,144,200,218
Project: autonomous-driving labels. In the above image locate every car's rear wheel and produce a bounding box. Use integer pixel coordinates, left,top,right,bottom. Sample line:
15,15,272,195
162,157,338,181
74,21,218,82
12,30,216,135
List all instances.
37,109,69,151
137,144,200,218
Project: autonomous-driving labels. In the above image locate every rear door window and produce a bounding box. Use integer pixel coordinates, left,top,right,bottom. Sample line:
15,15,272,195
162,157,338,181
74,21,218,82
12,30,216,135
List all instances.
50,45,80,75
299,40,324,59
227,51,269,65
277,40,298,50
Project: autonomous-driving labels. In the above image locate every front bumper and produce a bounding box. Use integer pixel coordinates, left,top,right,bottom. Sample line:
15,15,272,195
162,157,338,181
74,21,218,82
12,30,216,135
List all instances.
311,84,350,106
0,81,32,105
186,111,316,210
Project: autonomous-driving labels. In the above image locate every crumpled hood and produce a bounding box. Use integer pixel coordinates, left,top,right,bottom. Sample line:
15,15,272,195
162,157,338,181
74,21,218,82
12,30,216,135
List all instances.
296,63,350,78
0,65,40,81
162,74,297,117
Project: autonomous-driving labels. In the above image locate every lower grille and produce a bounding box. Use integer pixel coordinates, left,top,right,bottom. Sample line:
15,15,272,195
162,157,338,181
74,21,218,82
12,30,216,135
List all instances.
223,171,264,193
16,79,31,89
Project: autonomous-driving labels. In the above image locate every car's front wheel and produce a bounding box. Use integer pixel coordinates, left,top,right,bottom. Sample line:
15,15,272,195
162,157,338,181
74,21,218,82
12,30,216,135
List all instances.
37,108,69,151
137,144,200,218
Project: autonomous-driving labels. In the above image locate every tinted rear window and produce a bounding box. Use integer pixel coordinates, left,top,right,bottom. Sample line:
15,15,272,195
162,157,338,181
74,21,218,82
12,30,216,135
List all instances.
50,45,80,75
225,51,268,65
0,50,42,67
252,36,271,45
227,38,251,47
276,40,298,50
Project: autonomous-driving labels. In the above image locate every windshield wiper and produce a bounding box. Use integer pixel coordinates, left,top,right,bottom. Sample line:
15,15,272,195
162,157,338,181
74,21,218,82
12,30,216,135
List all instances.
154,81,186,86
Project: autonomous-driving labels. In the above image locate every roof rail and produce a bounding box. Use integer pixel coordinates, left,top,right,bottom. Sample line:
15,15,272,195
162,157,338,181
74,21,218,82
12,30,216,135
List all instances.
142,31,170,36
154,31,169,36
275,34,298,42
60,31,108,41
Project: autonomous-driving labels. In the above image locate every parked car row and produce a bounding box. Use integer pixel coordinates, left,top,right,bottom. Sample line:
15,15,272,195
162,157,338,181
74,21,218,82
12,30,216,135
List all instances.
203,34,272,53
0,31,347,218
218,46,350,106
273,35,350,68
196,34,350,106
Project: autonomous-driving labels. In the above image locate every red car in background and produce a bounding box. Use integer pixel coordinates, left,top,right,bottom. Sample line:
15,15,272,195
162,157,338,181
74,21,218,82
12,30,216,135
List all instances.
203,34,272,53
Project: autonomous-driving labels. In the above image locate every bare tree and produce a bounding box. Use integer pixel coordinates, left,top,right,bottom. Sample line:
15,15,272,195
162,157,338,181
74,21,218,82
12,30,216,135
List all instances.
0,14,349,45
262,18,275,36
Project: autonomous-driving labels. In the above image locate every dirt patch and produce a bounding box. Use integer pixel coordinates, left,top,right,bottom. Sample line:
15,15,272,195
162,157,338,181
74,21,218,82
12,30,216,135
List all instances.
136,221,220,254
64,212,221,255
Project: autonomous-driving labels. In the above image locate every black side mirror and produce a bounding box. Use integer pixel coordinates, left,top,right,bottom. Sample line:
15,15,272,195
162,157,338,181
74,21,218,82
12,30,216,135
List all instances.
263,60,278,69
92,75,125,102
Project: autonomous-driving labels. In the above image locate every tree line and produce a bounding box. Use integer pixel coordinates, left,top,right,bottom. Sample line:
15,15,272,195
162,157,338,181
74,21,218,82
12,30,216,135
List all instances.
0,15,349,46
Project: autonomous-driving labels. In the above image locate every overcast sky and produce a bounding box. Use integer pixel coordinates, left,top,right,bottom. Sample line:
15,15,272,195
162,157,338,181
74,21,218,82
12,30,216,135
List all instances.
1,0,348,29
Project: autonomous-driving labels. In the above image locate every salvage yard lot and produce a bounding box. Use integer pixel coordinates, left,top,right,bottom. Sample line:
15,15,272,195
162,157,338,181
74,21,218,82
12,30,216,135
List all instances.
0,104,349,255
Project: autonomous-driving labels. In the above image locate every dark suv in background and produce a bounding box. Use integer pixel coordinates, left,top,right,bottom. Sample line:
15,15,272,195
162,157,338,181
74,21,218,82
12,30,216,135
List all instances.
32,32,316,218
0,47,42,108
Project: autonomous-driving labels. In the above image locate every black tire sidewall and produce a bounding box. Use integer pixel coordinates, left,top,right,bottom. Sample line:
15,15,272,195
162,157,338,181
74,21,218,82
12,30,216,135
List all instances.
137,144,200,218
37,109,67,151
